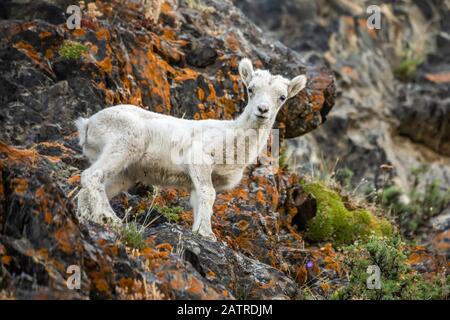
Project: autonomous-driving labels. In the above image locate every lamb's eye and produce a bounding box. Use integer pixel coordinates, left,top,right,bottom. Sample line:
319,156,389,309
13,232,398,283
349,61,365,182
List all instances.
279,95,286,102
248,87,254,94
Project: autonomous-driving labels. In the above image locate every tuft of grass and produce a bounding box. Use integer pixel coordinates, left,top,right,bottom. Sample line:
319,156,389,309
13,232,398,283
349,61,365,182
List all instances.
302,181,394,244
153,204,183,223
58,40,88,60
335,167,354,190
117,222,147,250
393,50,422,81
332,235,450,300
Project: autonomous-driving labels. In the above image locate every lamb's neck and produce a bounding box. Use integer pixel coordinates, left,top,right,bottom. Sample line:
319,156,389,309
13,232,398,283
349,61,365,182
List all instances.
232,108,276,158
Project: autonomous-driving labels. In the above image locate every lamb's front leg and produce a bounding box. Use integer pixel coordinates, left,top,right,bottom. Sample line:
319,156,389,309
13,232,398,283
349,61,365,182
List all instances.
189,165,217,241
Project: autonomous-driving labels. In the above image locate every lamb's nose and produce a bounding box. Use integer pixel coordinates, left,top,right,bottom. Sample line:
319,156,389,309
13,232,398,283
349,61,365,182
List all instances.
257,105,269,114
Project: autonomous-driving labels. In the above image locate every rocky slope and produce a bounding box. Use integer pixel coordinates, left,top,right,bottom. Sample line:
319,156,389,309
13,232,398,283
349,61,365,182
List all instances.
0,0,448,299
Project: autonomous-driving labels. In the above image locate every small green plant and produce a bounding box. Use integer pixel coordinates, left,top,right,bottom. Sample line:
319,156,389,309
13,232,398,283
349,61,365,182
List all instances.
393,49,422,81
58,40,88,60
153,204,183,223
335,167,354,190
117,222,147,250
332,235,450,300
302,181,393,244
278,147,289,170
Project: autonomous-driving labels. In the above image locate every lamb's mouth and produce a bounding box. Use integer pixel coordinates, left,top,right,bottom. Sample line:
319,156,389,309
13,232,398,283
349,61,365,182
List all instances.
255,115,268,120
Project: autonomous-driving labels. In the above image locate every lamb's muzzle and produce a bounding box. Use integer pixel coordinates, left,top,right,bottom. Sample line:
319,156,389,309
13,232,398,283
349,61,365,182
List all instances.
75,58,307,241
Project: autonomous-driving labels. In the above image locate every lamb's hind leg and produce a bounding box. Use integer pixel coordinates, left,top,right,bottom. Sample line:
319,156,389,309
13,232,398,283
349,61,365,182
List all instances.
81,168,120,226
79,144,140,227
105,172,134,200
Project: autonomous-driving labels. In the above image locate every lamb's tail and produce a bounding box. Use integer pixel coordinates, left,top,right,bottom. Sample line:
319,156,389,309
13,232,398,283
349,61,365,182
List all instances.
75,117,89,147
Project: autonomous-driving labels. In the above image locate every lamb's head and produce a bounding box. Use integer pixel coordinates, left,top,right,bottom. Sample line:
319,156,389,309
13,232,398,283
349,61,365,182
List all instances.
238,58,307,124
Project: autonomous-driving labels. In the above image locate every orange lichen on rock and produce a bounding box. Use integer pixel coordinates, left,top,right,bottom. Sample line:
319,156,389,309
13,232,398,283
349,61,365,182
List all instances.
72,28,86,37
44,211,53,224
96,81,117,105
295,265,308,285
425,72,450,84
96,56,113,73
54,228,74,254
12,40,53,75
13,40,40,62
186,276,205,295
0,142,38,164
255,190,266,205
225,33,240,52
93,277,110,294
156,243,173,253
35,186,45,198
198,87,205,102
432,229,450,254
1,255,11,266
174,68,199,82
138,48,173,110
95,28,110,41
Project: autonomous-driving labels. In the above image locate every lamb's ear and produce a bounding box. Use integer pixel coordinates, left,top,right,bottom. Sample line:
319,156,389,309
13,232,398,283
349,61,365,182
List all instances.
238,58,254,86
287,75,307,99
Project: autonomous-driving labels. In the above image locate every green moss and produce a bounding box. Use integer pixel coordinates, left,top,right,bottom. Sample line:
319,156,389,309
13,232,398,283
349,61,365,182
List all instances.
58,40,88,60
153,204,183,223
117,222,146,250
303,182,393,244
332,235,450,300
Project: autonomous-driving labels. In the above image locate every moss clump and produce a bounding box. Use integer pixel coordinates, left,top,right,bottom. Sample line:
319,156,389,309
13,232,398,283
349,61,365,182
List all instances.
153,204,183,223
332,235,450,300
303,182,393,244
118,222,146,250
58,40,88,60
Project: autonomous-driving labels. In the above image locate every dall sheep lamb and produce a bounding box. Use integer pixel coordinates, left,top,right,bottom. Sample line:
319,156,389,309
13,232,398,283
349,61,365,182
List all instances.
75,58,307,241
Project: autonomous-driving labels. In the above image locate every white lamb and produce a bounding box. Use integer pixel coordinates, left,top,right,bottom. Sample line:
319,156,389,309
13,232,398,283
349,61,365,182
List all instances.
75,58,307,241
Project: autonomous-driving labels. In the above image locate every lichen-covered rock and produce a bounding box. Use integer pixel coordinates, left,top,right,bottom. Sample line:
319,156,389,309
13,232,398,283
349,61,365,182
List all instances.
0,0,335,148
0,0,447,300
0,0,337,300
146,224,299,299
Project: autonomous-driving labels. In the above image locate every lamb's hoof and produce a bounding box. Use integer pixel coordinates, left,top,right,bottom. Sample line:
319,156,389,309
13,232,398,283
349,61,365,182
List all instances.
89,210,122,228
197,229,217,242
102,214,122,228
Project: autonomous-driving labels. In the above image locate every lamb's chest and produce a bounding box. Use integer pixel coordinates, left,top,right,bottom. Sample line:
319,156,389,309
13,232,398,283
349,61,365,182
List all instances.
211,167,244,191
